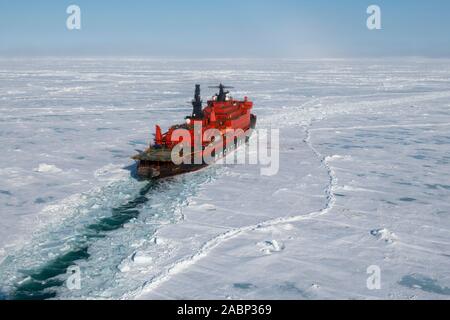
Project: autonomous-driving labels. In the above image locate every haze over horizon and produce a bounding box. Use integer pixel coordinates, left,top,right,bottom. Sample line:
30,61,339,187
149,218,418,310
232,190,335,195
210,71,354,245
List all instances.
1,0,450,58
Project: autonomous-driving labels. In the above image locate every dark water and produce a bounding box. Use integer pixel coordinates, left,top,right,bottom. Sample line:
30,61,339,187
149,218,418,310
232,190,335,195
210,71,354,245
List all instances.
12,182,159,300
399,274,450,296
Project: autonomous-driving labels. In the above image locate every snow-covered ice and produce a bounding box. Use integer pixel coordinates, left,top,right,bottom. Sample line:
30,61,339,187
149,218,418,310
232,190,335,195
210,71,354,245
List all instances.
0,58,449,299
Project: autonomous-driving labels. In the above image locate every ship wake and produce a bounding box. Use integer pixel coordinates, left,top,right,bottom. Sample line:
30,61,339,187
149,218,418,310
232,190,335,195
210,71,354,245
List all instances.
0,167,219,299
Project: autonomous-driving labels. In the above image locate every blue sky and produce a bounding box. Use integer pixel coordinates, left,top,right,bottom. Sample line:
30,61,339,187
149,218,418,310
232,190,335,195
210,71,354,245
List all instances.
0,0,449,57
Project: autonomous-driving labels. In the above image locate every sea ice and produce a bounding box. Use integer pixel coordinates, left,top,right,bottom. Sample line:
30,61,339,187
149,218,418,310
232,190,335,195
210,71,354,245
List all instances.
0,58,449,300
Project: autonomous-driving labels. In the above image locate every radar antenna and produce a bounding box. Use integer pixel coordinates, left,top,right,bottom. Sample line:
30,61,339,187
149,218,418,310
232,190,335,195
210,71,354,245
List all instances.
209,83,233,102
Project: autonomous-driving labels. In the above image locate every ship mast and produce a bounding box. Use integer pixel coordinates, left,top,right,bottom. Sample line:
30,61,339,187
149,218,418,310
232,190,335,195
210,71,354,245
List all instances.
192,84,203,119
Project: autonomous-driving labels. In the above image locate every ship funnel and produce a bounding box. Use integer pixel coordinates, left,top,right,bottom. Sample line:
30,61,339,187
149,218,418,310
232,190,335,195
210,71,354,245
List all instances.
155,125,163,145
192,84,203,119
